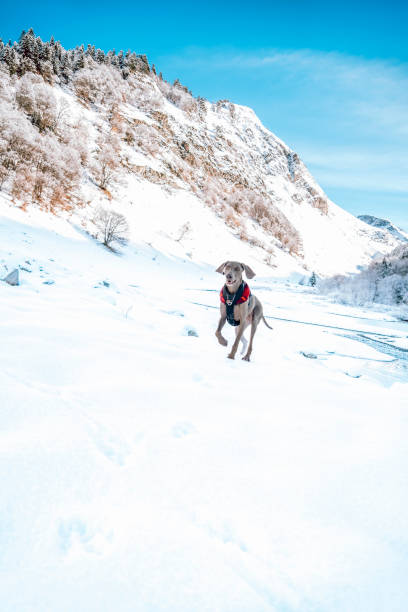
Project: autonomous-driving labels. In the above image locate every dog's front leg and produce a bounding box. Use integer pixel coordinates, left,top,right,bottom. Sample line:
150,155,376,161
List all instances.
215,303,228,346
227,304,246,359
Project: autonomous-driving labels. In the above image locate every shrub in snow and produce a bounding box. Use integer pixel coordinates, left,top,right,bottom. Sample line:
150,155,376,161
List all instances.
175,222,191,242
90,132,121,190
0,100,81,210
156,78,196,114
130,122,159,156
73,63,124,107
319,244,408,309
221,187,302,256
15,73,58,132
93,207,129,248
127,74,162,111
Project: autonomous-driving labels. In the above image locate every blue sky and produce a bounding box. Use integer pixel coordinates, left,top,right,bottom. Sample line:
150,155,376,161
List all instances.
3,0,408,229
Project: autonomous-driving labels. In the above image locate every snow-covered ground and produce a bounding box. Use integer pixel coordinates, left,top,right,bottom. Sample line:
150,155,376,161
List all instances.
1,200,408,612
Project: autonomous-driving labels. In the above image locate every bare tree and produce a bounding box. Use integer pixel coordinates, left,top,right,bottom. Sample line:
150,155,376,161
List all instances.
175,221,191,242
91,132,121,190
94,207,129,248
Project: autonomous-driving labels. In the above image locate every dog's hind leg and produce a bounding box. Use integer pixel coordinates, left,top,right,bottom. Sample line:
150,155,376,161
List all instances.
240,333,248,355
242,321,258,361
242,305,262,362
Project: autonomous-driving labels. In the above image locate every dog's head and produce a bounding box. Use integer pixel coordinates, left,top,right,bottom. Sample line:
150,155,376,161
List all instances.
215,261,256,287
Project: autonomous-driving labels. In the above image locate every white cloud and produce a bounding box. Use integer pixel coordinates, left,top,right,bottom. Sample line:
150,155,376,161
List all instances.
299,146,408,192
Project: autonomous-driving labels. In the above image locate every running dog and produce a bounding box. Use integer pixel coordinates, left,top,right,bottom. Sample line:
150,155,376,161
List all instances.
215,261,273,361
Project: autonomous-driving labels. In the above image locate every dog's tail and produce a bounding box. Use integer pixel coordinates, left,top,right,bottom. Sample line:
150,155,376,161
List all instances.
262,316,273,330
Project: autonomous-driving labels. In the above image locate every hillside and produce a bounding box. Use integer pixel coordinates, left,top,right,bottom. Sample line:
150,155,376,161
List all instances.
358,215,408,244
0,29,403,276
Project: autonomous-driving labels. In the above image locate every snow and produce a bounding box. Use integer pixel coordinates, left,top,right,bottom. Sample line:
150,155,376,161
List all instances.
1,196,408,611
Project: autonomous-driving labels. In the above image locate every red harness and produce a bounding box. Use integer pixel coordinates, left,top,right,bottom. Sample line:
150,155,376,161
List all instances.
220,281,251,326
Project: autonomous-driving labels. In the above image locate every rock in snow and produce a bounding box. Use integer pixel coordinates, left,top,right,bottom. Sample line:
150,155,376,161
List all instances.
2,268,19,286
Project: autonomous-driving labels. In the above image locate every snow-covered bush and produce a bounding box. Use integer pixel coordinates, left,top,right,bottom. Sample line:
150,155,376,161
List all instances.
0,98,81,209
130,122,159,156
90,132,121,190
93,207,129,248
223,187,302,255
15,72,57,132
73,63,124,107
156,78,196,113
127,74,162,111
60,118,89,167
319,244,408,308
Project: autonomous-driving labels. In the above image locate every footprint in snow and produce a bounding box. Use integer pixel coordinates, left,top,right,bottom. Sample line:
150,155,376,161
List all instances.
58,518,112,556
182,325,199,337
162,309,185,317
172,422,196,438
87,420,130,466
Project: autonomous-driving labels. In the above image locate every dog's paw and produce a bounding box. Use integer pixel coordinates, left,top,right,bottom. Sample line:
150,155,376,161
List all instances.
227,353,235,360
242,355,250,362
216,333,228,347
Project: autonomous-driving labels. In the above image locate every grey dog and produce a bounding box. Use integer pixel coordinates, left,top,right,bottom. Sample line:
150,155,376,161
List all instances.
215,261,273,361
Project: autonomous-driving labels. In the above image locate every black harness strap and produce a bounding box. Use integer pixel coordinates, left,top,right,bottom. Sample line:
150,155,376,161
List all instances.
222,281,245,326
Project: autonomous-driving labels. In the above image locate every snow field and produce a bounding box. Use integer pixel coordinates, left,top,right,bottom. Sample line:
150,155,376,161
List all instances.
1,201,408,611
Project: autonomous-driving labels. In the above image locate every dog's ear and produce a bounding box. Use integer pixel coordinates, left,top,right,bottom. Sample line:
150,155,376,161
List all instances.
241,263,256,279
215,261,228,274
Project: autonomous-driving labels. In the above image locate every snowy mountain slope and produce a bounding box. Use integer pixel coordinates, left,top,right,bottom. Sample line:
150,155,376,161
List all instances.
0,33,403,277
358,214,408,243
1,194,408,612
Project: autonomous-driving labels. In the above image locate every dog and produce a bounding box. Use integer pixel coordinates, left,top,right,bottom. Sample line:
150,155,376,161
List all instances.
215,261,273,361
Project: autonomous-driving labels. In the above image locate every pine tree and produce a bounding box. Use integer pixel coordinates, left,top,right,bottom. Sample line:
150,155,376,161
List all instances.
3,45,18,75
74,45,85,71
34,36,43,69
55,41,62,61
127,52,138,72
379,258,390,278
96,48,105,63
42,41,52,63
309,272,317,287
19,28,35,59
394,284,403,304
59,53,71,82
197,96,207,119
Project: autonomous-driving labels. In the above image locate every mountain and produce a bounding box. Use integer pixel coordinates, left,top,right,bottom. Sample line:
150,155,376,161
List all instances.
358,215,408,244
0,29,401,276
